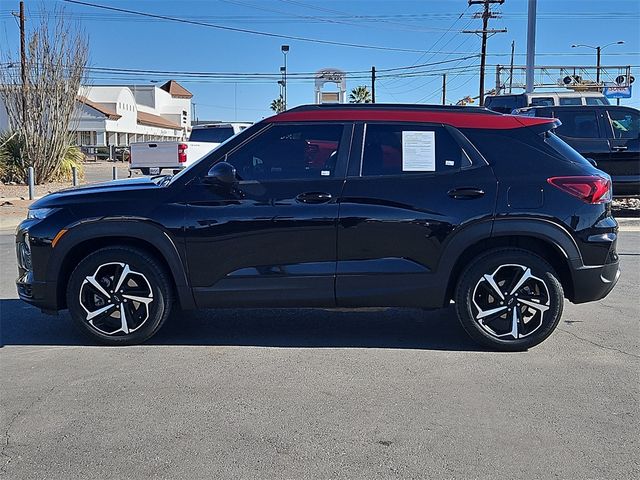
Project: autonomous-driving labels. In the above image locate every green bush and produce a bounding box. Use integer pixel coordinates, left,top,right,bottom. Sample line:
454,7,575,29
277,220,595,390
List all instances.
52,145,85,182
0,131,25,183
0,131,85,183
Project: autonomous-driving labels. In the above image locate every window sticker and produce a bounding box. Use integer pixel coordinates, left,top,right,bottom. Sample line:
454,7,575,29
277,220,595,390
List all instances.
445,160,455,166
402,131,436,171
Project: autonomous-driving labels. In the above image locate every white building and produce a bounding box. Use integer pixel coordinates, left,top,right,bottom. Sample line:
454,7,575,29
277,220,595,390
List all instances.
73,80,193,146
0,80,193,147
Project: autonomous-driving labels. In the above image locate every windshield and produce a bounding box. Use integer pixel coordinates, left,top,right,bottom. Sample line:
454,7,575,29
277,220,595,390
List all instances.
189,127,235,143
543,131,594,168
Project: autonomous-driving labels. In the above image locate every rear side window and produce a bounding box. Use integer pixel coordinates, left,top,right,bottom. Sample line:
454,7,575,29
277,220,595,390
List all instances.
607,109,639,139
553,110,601,138
361,124,471,176
559,97,582,106
530,97,554,107
190,127,235,143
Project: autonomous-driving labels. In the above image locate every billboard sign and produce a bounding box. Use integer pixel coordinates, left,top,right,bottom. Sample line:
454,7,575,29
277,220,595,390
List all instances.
603,85,632,99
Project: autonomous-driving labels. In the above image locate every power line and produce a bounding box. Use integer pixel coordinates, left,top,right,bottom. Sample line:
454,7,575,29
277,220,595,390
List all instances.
62,0,466,54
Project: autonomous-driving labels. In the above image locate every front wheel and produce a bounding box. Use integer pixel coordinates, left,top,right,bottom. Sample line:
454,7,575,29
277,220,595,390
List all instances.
67,247,173,345
455,248,564,351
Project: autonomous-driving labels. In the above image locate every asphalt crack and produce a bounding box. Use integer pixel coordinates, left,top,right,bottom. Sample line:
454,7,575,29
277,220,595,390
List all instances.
557,328,640,359
0,386,56,475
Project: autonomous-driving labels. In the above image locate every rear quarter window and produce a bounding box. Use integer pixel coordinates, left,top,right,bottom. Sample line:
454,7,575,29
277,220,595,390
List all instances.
461,128,589,169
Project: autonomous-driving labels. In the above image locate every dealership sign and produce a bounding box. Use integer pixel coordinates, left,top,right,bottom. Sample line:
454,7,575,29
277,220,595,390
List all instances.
603,85,632,99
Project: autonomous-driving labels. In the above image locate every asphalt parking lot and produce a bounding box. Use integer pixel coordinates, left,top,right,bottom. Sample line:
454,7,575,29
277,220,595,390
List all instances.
0,230,638,480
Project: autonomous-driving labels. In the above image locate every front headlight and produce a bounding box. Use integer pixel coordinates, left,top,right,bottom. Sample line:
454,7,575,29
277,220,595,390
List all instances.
27,208,57,220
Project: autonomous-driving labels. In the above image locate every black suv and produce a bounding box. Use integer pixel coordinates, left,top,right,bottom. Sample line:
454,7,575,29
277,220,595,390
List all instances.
514,105,640,195
16,105,620,351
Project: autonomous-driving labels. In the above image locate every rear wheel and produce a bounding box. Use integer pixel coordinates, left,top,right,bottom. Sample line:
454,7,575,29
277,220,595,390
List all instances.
67,247,173,345
455,248,564,351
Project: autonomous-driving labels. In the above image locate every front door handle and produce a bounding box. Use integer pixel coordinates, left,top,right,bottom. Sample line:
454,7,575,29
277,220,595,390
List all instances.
612,145,628,151
296,192,333,204
447,187,485,200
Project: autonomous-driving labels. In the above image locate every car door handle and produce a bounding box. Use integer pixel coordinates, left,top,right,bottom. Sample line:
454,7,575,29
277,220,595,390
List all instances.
296,192,333,204
612,145,628,151
447,187,485,200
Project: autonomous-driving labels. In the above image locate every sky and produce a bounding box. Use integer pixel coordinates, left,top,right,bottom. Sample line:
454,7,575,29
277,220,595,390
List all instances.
1,0,639,122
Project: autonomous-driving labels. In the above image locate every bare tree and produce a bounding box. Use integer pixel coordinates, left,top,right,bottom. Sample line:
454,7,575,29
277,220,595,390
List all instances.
0,5,87,183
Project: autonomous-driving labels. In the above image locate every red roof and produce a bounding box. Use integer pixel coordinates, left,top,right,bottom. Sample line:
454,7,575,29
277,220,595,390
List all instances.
160,80,193,99
270,107,557,130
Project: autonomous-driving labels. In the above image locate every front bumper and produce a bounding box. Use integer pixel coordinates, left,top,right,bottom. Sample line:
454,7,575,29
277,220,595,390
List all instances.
16,272,59,313
569,259,620,304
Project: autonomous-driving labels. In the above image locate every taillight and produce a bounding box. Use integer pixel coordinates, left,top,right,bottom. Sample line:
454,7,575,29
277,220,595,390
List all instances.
178,143,188,163
547,175,611,204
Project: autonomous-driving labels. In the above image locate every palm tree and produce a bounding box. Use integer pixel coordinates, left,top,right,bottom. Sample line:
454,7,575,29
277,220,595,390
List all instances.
349,86,372,104
270,95,285,113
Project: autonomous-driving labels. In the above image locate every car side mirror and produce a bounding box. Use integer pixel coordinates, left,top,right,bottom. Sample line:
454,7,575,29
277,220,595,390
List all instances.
585,157,598,167
205,162,237,186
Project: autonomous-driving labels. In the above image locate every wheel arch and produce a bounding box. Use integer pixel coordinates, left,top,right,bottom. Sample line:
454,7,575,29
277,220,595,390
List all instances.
442,219,579,305
49,220,195,310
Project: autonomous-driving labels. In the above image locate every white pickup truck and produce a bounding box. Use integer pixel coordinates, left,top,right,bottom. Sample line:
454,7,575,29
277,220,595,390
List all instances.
129,122,251,175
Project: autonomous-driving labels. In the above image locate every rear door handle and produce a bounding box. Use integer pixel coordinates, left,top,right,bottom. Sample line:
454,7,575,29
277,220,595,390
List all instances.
447,187,485,200
612,145,628,151
296,192,333,204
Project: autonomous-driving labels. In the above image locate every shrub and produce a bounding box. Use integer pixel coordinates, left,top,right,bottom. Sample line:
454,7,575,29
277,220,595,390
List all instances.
0,131,24,183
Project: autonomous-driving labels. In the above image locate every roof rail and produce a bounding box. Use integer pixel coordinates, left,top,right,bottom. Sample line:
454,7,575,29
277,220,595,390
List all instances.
286,103,499,115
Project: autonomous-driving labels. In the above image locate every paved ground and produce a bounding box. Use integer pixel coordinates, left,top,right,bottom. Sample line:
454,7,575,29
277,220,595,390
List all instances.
0,231,638,479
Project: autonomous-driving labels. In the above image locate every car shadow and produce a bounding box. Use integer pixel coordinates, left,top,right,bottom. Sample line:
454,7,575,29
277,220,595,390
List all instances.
0,298,487,351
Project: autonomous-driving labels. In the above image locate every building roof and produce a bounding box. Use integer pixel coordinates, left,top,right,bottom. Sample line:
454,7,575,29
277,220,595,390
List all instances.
160,80,193,99
77,96,121,120
137,111,182,130
270,104,558,130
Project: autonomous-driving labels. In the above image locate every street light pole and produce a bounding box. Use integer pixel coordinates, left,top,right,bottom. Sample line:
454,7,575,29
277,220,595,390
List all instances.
281,45,289,110
571,41,624,86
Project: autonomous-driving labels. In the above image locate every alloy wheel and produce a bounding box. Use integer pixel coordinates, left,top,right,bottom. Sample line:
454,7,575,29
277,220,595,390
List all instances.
79,262,154,336
471,264,551,340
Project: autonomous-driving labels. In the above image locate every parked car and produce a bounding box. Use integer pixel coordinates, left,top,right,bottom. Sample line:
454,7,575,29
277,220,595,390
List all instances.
129,122,251,175
485,91,609,114
16,104,620,351
512,105,639,195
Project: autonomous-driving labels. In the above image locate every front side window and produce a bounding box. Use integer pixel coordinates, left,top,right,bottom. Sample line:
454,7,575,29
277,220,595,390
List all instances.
361,124,469,176
553,110,600,138
227,124,344,181
586,97,609,106
608,109,639,139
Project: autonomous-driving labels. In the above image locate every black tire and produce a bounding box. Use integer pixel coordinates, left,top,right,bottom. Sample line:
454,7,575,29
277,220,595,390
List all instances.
140,168,150,175
67,247,173,346
454,248,564,351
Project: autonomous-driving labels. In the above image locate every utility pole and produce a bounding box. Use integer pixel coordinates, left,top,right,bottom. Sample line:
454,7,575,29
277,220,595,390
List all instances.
371,66,376,103
442,73,447,105
508,40,515,93
464,0,506,106
525,0,536,93
13,1,28,122
596,46,601,84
